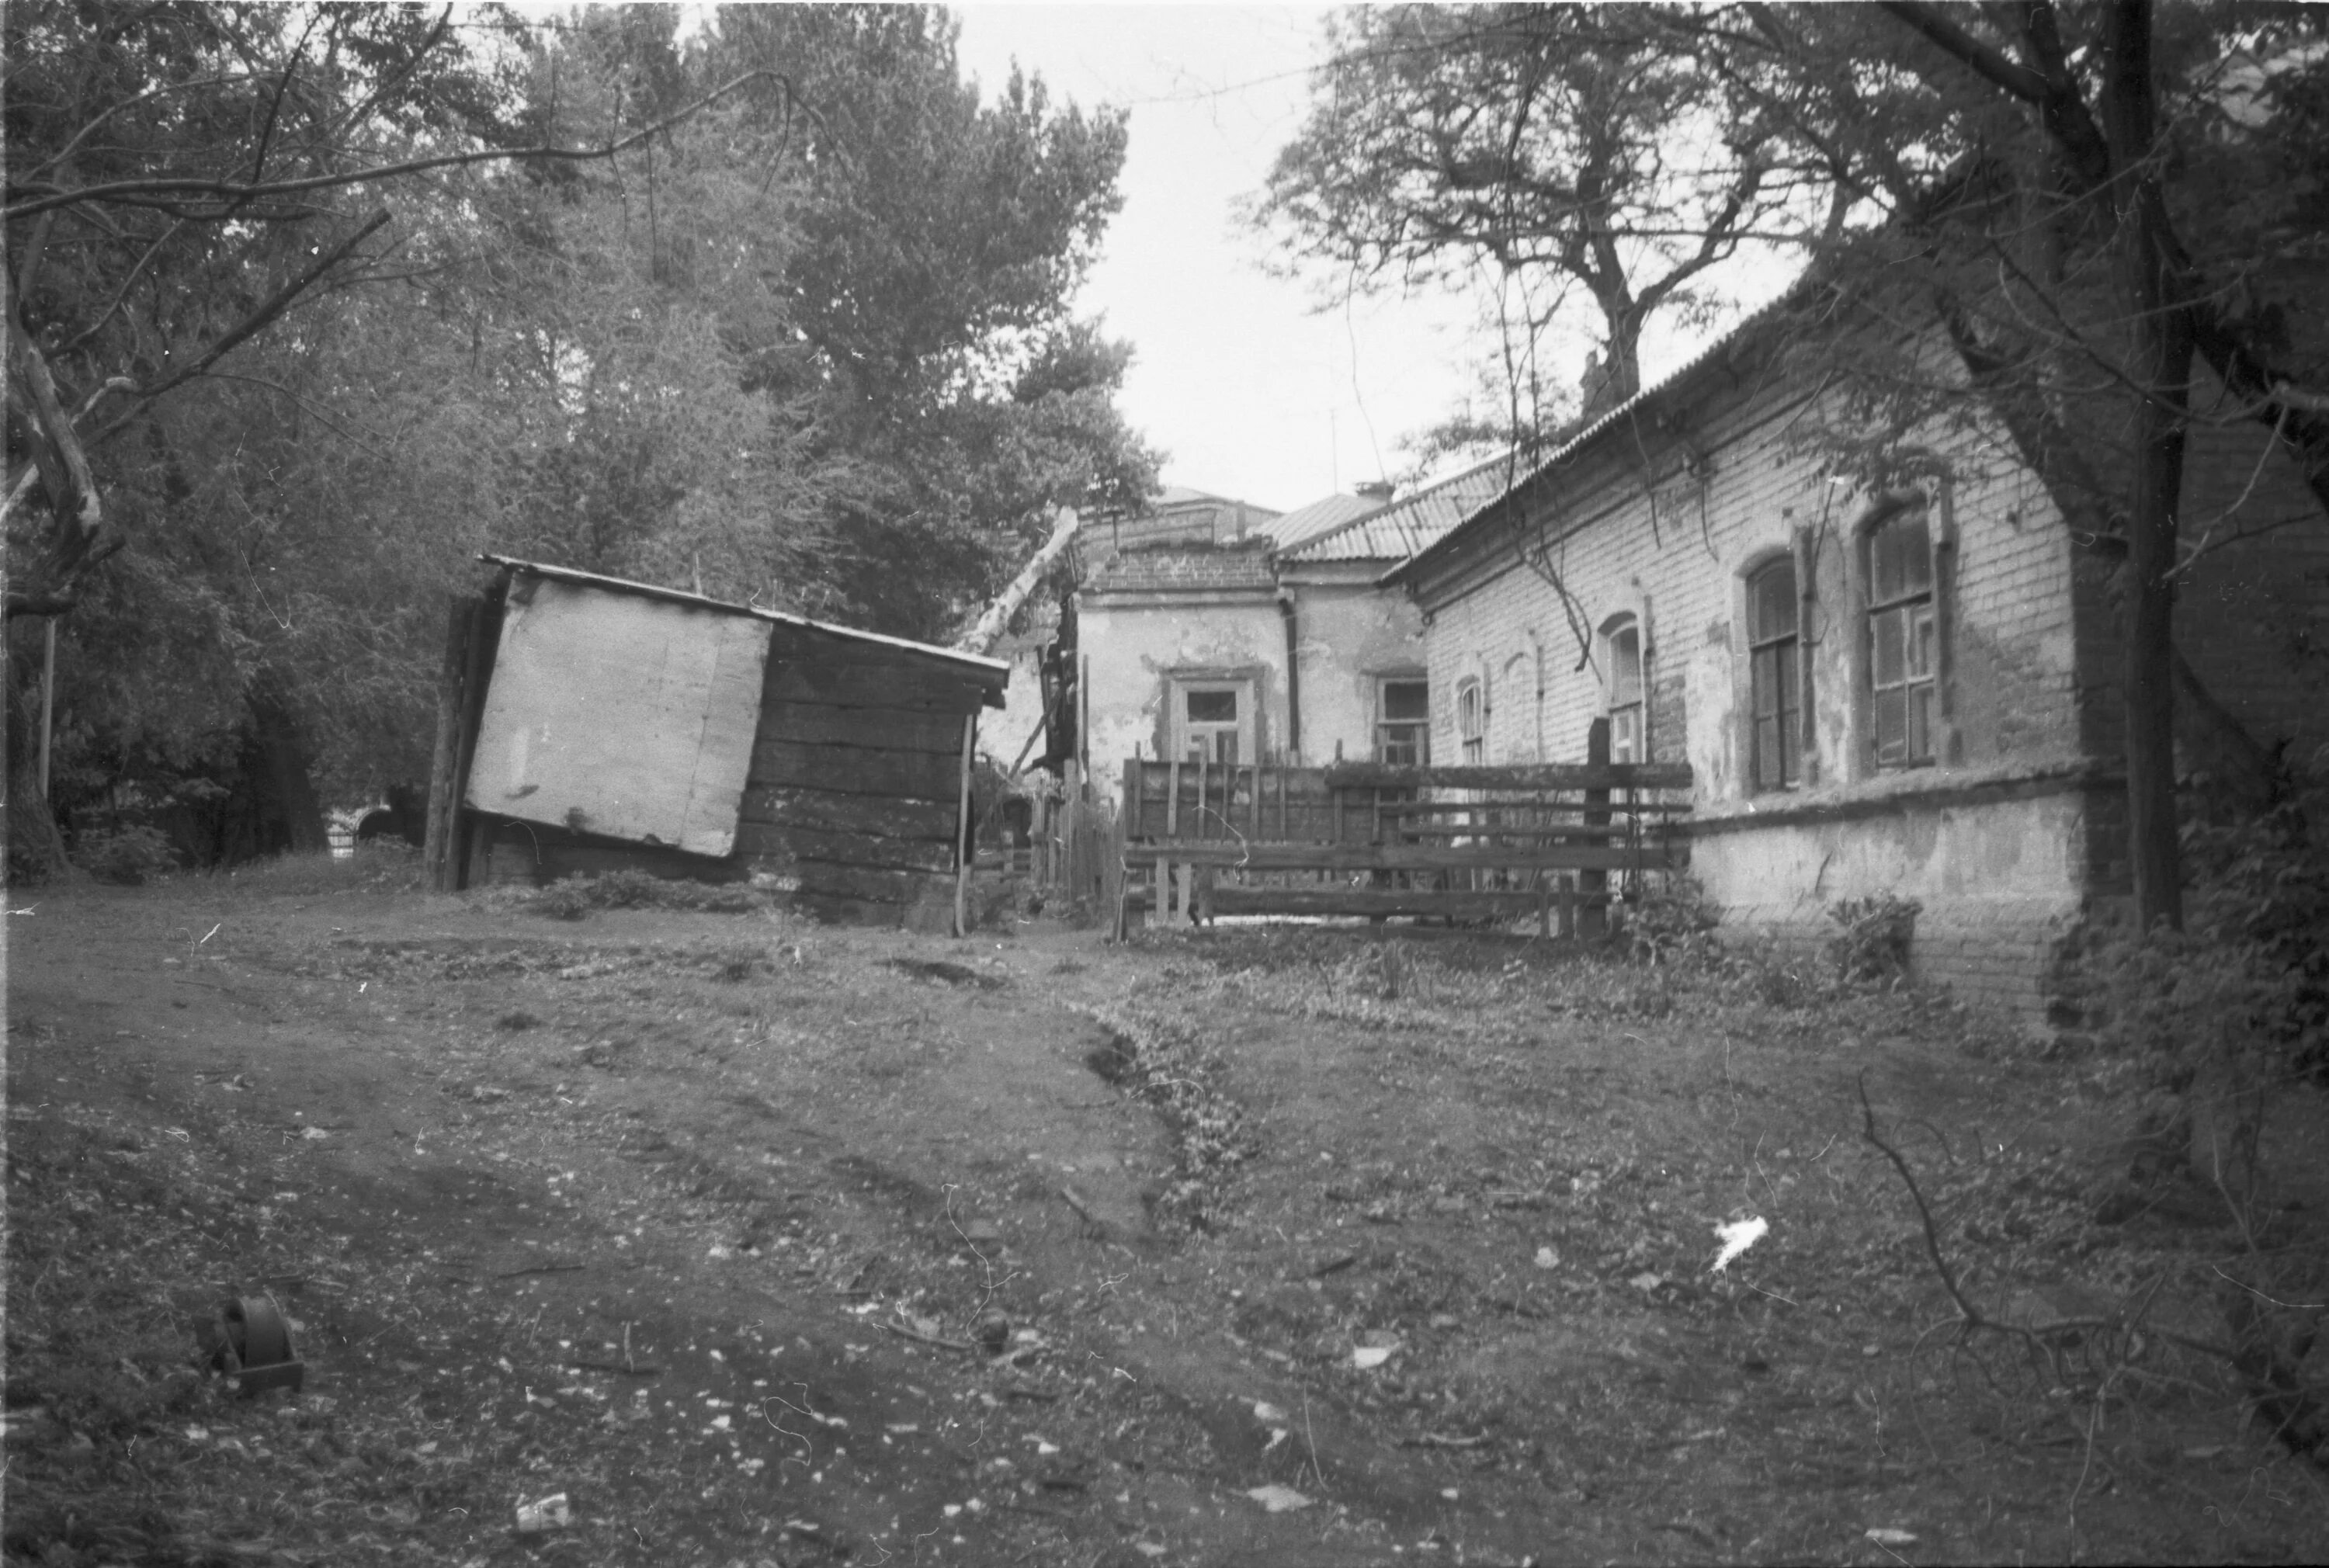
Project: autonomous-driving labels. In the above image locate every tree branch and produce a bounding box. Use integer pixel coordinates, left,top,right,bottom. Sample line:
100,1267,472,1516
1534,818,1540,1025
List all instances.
4,70,784,223
88,209,393,444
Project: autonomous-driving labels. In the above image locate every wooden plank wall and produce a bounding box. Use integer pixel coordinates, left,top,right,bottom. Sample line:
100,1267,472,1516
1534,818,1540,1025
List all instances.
735,622,998,925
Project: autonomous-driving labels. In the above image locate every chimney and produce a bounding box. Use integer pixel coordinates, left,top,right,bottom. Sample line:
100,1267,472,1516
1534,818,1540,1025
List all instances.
1581,349,1616,421
1355,480,1395,503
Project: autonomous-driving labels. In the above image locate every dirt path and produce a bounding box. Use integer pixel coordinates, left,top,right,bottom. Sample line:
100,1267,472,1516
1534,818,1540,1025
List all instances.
9,879,2326,1566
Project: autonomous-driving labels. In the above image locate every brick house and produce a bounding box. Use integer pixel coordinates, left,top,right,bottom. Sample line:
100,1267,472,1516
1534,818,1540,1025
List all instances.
1383,318,2329,1016
1078,460,1513,781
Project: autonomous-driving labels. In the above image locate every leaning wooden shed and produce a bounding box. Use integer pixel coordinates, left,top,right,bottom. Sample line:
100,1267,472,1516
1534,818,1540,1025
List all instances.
428,557,1007,932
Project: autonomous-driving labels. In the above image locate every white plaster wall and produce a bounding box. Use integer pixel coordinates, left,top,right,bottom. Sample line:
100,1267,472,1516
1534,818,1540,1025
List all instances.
1079,596,1288,803
1291,582,1430,764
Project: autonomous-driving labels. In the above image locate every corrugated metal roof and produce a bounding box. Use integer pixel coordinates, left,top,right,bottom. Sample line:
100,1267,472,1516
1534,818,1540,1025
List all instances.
477,555,1009,681
1255,492,1376,552
1281,454,1524,564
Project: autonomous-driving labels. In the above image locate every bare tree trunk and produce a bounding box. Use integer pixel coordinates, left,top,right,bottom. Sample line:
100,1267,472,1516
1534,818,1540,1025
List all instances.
2105,0,2188,932
958,507,1079,657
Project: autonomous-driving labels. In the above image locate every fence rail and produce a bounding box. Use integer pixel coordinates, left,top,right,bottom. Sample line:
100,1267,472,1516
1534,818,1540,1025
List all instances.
1116,755,1692,936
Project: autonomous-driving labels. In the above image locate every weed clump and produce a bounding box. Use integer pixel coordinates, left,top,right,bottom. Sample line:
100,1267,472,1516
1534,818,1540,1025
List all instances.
529,869,763,920
1825,893,1922,985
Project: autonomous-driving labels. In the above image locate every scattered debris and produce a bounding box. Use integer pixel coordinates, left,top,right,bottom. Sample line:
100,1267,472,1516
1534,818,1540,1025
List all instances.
515,1492,571,1533
1245,1483,1313,1514
1710,1215,1768,1272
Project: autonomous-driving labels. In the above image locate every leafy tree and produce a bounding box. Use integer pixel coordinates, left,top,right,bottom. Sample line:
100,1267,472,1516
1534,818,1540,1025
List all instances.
5,2,1152,876
1265,1,2329,935
1257,3,1812,425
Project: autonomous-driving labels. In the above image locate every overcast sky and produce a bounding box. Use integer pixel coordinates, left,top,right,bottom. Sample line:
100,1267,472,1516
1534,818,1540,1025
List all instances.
951,4,1794,516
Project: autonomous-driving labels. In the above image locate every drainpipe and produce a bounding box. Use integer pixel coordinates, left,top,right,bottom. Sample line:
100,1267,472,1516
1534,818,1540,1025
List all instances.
1277,591,1302,763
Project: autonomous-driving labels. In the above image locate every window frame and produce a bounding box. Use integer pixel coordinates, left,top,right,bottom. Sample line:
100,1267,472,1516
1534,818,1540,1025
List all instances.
1376,675,1430,767
1453,675,1486,766
1862,508,1937,768
1602,615,1644,764
1745,555,1801,792
1170,677,1254,765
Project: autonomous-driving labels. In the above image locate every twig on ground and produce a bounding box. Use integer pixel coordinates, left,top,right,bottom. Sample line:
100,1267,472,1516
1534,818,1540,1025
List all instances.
878,1320,975,1353
1859,1070,1982,1327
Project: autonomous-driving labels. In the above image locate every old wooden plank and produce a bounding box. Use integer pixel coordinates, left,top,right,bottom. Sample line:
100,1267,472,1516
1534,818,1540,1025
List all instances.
751,738,960,802
1126,841,1682,872
738,786,957,843
1321,761,1693,791
734,821,957,873
1121,885,1616,920
762,702,967,754
763,659,997,713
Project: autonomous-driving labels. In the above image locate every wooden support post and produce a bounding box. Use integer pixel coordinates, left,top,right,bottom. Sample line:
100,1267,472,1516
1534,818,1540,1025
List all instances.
1177,861,1196,928
953,712,977,938
422,595,474,893
1581,718,1611,938
1560,877,1576,938
1196,749,1208,836
1166,758,1181,837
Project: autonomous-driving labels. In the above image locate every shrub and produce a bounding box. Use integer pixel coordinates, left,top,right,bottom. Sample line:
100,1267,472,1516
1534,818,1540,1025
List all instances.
1826,893,1921,985
1619,875,1723,967
68,824,179,885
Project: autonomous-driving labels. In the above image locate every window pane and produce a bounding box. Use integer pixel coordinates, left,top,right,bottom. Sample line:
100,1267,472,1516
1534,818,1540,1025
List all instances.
1909,603,1935,679
1871,510,1932,603
1609,627,1642,706
1754,716,1780,789
1907,685,1931,762
1382,681,1429,721
1611,706,1641,763
1748,559,1796,644
1379,723,1424,767
1873,605,1904,685
1751,647,1775,720
1875,687,1906,763
1456,682,1482,737
1185,689,1237,723
1775,642,1797,723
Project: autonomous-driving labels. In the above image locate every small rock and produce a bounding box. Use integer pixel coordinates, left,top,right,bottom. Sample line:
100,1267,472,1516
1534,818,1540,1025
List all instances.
974,1311,1010,1355
960,1218,1002,1247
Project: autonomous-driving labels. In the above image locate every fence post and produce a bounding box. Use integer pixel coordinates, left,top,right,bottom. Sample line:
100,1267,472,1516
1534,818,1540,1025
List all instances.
422,595,476,893
1581,718,1611,938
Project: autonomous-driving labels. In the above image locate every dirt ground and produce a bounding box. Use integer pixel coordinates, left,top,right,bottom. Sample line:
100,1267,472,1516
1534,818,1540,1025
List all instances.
6,861,2327,1566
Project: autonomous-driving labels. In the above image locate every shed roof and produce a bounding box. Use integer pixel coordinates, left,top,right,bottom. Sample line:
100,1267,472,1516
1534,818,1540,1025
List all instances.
479,556,1009,685
1283,453,1523,565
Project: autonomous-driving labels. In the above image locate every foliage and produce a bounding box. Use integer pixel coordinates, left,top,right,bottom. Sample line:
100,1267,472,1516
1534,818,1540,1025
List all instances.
1256,4,1808,415
5,2,1152,874
1618,872,1724,967
1826,893,1923,987
64,822,177,885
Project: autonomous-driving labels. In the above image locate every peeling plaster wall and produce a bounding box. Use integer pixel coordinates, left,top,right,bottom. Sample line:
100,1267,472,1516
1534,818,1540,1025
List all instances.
1078,590,1287,801
1287,574,1431,765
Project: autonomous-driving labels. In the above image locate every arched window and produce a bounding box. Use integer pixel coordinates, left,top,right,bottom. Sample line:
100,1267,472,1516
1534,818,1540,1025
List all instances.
1747,557,1800,790
1603,616,1643,763
1866,508,1935,765
1455,676,1486,765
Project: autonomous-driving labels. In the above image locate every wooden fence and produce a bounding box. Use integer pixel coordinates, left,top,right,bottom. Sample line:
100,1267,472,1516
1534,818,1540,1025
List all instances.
1115,755,1692,937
